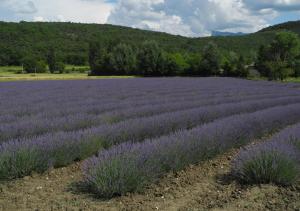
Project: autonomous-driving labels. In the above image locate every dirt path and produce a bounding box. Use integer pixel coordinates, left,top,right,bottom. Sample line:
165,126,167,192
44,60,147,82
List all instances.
0,148,299,211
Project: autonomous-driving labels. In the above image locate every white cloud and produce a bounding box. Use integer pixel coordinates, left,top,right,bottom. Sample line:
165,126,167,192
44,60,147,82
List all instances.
243,0,300,11
33,16,47,22
1,0,300,37
107,0,300,37
1,0,113,23
108,0,273,37
32,0,113,23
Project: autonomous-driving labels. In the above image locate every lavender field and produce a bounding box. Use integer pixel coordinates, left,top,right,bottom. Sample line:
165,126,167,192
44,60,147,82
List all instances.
0,78,300,198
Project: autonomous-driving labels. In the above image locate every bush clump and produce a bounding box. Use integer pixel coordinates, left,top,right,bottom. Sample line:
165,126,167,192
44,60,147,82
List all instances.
232,125,300,186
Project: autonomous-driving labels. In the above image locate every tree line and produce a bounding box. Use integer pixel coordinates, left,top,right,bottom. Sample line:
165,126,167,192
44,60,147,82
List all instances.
3,25,300,80
89,31,300,80
89,40,249,77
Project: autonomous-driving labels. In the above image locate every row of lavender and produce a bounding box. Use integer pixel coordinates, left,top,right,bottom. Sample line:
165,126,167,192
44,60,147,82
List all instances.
0,79,297,142
1,78,298,123
82,104,300,197
1,94,300,143
0,78,299,183
2,97,299,179
0,78,299,143
232,123,300,185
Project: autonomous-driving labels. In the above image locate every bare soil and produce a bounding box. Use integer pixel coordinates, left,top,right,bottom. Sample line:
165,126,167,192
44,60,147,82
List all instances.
0,149,299,211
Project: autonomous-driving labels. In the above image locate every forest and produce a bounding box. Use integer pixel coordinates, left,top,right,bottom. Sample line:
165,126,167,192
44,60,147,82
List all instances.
0,20,300,79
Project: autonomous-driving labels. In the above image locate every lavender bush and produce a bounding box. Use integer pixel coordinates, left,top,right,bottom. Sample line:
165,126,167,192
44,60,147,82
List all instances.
0,78,300,182
83,104,300,197
232,123,300,185
1,98,299,176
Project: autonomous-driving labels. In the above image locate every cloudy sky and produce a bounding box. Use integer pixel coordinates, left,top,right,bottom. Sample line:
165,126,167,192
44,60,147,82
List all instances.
0,0,299,37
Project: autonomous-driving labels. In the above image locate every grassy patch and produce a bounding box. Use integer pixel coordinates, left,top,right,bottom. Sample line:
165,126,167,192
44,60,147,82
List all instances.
0,66,135,81
284,77,300,83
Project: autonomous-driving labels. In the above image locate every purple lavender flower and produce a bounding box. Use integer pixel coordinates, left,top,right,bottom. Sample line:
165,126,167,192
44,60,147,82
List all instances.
232,123,300,185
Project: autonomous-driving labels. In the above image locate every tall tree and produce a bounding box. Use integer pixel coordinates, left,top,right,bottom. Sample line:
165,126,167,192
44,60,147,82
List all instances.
137,40,166,76
200,42,221,76
89,42,111,75
47,48,57,73
110,43,137,75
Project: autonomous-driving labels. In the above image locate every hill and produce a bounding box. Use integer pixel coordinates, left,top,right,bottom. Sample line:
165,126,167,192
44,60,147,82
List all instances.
0,20,299,66
259,20,300,34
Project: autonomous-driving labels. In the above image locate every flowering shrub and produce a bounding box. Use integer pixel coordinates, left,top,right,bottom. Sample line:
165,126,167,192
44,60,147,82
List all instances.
232,123,300,185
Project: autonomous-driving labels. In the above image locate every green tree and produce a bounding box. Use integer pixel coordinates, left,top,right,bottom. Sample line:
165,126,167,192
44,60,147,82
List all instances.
222,51,238,76
236,55,249,77
23,57,47,73
186,53,202,75
47,49,65,73
292,59,300,77
110,43,137,75
256,31,300,80
200,42,221,76
137,40,166,76
166,53,190,75
47,49,57,73
56,62,65,74
89,42,111,75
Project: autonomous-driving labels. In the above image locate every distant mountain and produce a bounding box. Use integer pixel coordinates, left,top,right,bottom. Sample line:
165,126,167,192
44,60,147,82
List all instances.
211,31,247,37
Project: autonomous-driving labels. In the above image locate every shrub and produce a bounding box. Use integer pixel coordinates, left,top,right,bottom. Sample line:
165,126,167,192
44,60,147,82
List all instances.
0,143,50,180
56,62,65,74
23,57,47,73
232,123,300,185
232,147,299,185
82,104,300,197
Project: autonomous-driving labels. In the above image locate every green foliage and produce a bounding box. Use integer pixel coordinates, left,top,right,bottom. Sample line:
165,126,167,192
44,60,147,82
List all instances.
222,51,239,76
55,62,66,74
199,42,222,76
2,21,299,77
0,21,283,67
256,31,300,80
23,56,47,73
89,42,111,75
166,53,190,75
84,155,147,198
110,43,137,75
65,54,87,66
237,151,299,186
291,58,300,77
185,53,202,75
137,40,167,76
0,148,49,180
47,49,65,73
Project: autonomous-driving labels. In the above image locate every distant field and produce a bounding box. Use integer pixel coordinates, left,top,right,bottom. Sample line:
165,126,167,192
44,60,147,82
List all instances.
0,66,134,81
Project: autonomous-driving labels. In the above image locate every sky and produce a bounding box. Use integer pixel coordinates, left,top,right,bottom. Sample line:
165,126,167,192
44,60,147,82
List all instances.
0,0,299,37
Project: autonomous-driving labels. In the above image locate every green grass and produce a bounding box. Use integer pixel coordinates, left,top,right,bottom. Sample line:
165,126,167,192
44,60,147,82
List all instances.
0,66,134,81
0,66,23,73
284,77,300,83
